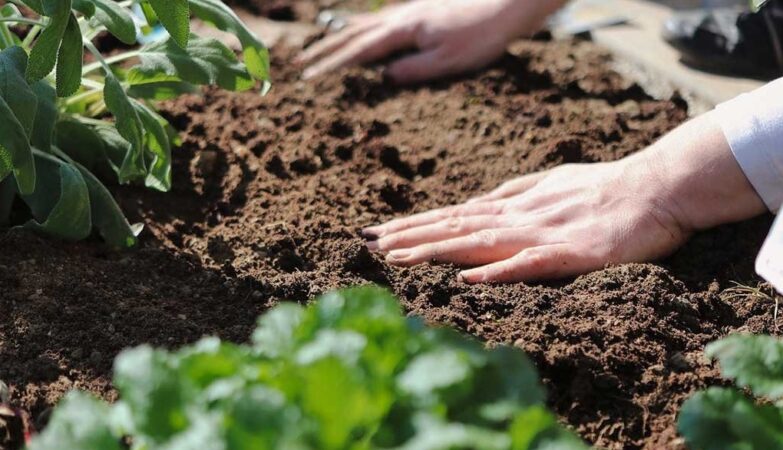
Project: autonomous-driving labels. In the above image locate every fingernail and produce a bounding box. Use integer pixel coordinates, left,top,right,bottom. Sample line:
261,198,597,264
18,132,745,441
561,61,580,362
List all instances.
459,270,482,284
387,249,411,262
361,227,383,239
366,240,380,251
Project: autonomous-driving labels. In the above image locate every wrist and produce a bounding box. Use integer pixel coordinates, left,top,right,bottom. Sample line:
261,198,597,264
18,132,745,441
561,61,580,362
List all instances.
638,114,767,233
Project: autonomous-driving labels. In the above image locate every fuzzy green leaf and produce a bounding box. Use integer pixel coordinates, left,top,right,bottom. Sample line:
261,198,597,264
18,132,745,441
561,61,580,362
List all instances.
18,0,44,15
103,75,146,183
189,0,270,89
89,0,137,45
72,159,140,248
707,334,783,400
128,35,254,91
72,0,96,17
21,152,91,241
92,124,134,176
30,81,58,152
55,119,105,170
146,0,190,48
0,96,35,195
26,0,71,82
127,80,198,100
27,392,122,450
56,13,84,97
679,387,783,450
0,46,38,137
133,101,172,191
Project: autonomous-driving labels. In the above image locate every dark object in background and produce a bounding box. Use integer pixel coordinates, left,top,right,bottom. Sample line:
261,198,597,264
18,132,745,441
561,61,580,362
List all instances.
662,0,783,78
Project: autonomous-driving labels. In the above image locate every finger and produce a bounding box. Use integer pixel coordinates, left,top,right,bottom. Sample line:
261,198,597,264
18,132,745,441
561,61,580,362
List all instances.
347,1,407,26
467,172,548,204
296,22,375,65
386,227,542,267
370,215,508,252
303,25,417,80
459,244,581,283
363,201,504,238
385,47,456,85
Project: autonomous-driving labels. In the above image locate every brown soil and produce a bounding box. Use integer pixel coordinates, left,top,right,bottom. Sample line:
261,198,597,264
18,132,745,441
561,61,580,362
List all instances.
0,38,777,450
226,0,398,22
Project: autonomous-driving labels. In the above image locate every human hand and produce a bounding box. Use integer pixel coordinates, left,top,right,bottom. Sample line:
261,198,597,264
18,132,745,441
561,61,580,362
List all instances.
297,0,564,84
364,115,767,283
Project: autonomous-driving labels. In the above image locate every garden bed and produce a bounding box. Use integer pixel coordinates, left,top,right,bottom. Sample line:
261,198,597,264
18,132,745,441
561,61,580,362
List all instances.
0,21,777,450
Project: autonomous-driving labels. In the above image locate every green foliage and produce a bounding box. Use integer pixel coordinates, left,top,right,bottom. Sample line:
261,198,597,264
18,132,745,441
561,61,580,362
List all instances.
679,334,783,449
29,287,586,450
0,0,270,247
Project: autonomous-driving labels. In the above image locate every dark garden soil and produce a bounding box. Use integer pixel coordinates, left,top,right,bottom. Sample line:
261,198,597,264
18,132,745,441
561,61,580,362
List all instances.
226,0,402,22
0,35,777,450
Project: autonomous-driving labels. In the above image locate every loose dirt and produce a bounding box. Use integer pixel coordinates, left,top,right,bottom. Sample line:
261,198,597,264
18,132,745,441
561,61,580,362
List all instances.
0,36,776,450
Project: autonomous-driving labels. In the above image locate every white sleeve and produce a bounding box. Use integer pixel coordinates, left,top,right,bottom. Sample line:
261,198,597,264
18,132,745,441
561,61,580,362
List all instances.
712,77,783,213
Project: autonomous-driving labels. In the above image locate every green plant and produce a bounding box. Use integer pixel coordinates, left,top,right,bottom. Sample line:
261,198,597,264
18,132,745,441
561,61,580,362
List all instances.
678,334,783,449
28,286,586,450
0,0,269,248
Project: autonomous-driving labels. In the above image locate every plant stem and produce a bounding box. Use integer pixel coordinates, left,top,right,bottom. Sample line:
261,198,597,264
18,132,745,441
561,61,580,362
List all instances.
81,78,104,90
64,88,104,107
83,40,115,75
82,50,141,75
0,24,13,50
0,17,47,27
21,25,40,49
74,116,109,127
88,99,107,117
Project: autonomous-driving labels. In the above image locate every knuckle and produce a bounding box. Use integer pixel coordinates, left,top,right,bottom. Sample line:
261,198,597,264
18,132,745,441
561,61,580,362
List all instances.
520,249,549,271
470,229,498,247
444,217,464,232
423,243,445,258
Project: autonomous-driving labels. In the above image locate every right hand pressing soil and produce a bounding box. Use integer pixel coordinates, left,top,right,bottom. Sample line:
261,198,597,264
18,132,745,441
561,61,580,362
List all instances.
365,113,768,283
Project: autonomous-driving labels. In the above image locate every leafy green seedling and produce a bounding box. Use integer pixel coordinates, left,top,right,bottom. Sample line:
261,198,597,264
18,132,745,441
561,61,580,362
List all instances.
0,0,270,247
29,286,587,450
679,334,783,449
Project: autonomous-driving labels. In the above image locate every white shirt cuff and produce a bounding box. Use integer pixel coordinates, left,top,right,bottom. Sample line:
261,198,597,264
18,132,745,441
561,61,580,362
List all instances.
713,77,783,213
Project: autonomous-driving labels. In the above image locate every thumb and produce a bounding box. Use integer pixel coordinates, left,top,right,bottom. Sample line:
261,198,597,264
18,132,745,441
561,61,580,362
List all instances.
385,47,455,85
